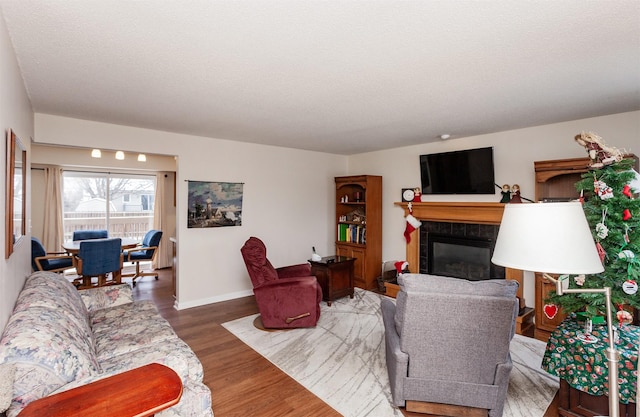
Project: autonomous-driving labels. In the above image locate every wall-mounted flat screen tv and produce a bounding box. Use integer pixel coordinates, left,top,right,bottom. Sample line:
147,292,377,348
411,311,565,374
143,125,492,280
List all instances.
420,147,495,194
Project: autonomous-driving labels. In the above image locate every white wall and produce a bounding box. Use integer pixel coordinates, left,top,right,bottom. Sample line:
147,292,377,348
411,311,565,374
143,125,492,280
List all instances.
0,11,34,330
348,110,640,307
33,114,347,308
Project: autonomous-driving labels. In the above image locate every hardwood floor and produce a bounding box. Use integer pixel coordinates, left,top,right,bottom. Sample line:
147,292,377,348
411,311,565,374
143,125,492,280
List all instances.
133,269,559,417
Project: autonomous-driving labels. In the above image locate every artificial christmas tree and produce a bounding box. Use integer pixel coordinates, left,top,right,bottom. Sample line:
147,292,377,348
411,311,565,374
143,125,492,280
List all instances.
547,133,640,323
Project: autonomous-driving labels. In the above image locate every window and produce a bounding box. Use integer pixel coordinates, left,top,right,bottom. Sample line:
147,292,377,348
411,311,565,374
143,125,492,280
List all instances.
63,172,156,241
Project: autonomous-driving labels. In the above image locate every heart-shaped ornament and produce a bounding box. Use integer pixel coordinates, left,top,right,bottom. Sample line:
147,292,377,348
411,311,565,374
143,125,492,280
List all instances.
544,304,559,320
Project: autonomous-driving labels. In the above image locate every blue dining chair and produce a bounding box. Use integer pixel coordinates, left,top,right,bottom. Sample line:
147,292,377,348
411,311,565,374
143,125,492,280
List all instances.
123,230,163,286
73,238,123,289
72,229,108,241
31,237,74,273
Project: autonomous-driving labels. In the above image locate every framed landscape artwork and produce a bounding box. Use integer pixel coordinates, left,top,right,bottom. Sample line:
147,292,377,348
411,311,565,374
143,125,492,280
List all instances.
187,181,243,228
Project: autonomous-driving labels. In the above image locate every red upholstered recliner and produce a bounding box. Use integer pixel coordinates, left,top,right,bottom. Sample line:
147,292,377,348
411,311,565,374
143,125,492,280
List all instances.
241,236,322,329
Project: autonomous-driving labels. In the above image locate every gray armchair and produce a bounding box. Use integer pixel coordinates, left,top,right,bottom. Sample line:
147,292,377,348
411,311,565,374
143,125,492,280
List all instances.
381,273,519,417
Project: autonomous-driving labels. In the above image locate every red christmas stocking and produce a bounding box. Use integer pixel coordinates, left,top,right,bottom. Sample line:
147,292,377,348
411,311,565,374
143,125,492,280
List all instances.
404,214,422,243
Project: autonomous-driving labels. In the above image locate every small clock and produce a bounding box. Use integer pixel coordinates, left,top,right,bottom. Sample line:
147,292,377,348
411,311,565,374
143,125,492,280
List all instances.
402,188,415,202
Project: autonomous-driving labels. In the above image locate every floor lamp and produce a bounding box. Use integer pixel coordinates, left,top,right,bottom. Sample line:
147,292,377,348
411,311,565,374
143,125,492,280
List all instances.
491,202,622,416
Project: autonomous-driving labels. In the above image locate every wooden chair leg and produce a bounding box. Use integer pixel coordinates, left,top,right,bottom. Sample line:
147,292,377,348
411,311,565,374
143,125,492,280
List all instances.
113,269,122,284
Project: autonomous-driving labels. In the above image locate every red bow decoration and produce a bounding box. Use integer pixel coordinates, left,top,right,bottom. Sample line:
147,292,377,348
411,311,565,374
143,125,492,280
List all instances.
623,209,632,221
622,184,633,198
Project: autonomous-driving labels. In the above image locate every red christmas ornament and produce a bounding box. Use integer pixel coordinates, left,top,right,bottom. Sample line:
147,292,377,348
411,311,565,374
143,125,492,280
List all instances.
622,184,633,198
623,209,632,221
596,242,607,262
544,304,559,320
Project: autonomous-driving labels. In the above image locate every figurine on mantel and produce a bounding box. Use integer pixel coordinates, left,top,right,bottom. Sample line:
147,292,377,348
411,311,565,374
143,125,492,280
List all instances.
412,187,422,202
509,184,522,203
499,184,511,203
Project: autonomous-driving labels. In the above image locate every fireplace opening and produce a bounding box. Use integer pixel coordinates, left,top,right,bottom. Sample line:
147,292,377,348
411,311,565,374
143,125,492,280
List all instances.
428,234,492,280
419,221,505,280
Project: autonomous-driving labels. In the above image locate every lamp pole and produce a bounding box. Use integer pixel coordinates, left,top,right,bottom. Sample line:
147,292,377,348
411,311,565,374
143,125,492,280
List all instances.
544,273,619,417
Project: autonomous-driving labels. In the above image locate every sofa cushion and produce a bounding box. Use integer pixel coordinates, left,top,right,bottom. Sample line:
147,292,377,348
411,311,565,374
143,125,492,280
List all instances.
89,300,158,333
394,274,518,335
79,284,134,313
99,338,205,383
0,307,100,413
13,272,93,343
91,301,183,361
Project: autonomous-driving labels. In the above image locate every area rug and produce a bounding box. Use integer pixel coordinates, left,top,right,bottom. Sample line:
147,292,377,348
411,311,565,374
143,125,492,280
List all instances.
222,289,559,417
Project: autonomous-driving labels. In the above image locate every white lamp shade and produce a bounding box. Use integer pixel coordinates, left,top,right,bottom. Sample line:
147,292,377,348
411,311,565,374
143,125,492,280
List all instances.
492,202,604,274
91,149,101,158
115,151,125,160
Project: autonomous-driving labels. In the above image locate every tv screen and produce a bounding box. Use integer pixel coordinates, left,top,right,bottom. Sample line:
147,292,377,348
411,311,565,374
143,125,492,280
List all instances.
420,147,495,195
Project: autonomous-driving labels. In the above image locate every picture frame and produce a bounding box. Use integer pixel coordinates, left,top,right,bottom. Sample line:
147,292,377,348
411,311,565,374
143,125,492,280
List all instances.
6,129,26,259
187,181,243,228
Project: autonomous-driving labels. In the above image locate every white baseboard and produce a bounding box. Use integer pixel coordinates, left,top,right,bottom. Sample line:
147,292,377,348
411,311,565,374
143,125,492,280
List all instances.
173,289,254,310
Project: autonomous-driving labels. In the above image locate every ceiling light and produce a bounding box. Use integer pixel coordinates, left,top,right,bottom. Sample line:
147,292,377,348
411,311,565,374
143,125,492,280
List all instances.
91,149,101,158
115,151,125,160
439,134,451,140
137,154,147,162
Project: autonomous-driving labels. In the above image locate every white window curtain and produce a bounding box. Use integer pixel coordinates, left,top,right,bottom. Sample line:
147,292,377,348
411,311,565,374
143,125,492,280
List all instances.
153,173,171,269
42,167,64,252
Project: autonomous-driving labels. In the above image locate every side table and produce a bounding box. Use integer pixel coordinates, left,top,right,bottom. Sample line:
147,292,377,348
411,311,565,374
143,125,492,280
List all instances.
542,314,638,417
309,256,355,306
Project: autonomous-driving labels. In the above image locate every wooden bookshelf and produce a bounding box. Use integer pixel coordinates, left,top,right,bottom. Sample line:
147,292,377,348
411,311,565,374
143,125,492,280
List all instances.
335,175,382,290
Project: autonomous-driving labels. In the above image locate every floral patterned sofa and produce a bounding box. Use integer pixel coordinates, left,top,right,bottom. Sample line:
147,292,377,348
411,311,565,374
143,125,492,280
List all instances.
0,271,213,417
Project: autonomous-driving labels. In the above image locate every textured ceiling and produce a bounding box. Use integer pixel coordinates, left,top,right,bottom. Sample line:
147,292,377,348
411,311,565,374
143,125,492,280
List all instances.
1,1,639,155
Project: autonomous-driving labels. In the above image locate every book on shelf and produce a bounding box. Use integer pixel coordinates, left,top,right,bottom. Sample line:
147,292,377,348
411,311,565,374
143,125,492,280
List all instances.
337,223,366,244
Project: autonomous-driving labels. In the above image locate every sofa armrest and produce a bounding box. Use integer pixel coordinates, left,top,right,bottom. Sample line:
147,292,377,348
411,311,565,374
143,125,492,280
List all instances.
79,284,133,313
19,363,182,417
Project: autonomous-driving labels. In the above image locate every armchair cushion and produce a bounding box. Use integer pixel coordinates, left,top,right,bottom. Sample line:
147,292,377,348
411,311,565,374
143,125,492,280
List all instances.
253,277,322,328
395,274,518,336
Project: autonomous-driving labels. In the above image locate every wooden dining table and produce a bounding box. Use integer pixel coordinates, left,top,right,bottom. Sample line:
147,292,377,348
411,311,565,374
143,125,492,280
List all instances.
62,237,140,254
